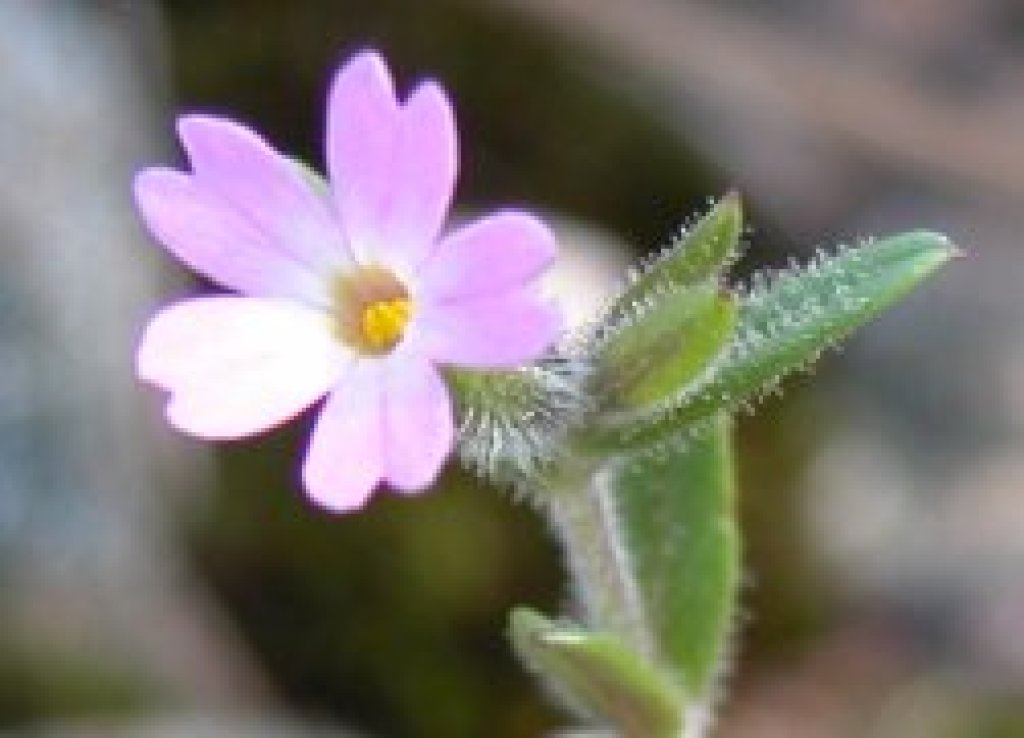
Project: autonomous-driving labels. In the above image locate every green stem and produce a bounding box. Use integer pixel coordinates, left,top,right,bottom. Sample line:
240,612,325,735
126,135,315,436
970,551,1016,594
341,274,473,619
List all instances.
541,453,655,663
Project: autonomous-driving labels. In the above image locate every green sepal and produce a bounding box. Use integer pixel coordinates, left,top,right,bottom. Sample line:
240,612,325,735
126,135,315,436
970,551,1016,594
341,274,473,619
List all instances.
446,358,589,485
615,414,739,694
607,192,743,323
593,283,738,413
508,607,684,738
595,230,957,451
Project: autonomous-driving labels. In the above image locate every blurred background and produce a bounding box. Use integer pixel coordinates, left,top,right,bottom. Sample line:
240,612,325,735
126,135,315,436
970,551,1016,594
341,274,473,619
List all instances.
0,0,1021,736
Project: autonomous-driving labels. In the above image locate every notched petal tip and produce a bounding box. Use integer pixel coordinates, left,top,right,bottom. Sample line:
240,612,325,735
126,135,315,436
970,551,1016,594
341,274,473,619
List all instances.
132,166,183,211
404,78,456,124
301,467,380,515
330,48,398,109
380,356,455,493
175,112,267,140
402,77,458,169
175,114,276,173
500,211,559,269
348,48,391,73
327,48,461,266
405,77,449,100
175,115,248,165
134,299,184,390
175,113,224,143
347,47,388,66
300,370,389,515
163,395,256,442
136,298,345,442
135,338,162,391
385,472,444,496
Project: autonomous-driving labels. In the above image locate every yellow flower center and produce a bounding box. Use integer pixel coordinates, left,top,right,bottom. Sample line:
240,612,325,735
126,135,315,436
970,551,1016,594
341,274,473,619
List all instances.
332,266,413,355
360,297,412,352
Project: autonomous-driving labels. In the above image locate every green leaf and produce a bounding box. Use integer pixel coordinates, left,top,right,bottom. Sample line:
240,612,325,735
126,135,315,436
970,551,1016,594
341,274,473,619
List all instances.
607,192,743,323
594,284,738,411
508,607,684,738
596,230,957,450
614,414,740,695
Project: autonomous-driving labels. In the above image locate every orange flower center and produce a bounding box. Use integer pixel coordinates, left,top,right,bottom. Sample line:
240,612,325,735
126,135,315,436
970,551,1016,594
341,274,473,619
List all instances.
332,267,413,355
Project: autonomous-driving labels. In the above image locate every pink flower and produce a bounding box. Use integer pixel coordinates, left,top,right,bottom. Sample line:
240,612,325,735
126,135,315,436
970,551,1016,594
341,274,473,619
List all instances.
135,50,561,512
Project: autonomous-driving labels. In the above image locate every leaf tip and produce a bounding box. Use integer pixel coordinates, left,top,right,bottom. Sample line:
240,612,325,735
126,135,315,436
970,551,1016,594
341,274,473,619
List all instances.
720,188,742,212
893,228,961,258
917,228,959,248
908,229,962,276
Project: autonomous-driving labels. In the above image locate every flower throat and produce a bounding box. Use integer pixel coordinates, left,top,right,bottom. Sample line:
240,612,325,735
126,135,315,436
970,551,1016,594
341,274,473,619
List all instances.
333,266,412,354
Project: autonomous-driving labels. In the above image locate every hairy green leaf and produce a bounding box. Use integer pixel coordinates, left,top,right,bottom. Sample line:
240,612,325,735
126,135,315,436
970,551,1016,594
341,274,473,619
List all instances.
596,230,956,450
594,283,738,411
614,414,740,695
508,607,684,738
607,192,743,323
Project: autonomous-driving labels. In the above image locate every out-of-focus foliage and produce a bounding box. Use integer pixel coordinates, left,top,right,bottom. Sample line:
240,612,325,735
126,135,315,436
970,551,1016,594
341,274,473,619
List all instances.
196,428,564,736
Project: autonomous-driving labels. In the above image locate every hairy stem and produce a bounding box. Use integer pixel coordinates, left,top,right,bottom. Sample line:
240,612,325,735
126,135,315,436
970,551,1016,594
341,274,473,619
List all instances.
541,454,655,662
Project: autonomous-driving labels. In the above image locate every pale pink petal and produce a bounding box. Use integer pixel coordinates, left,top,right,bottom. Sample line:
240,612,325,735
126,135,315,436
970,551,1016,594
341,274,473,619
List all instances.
387,81,458,266
326,51,400,262
302,361,385,512
419,212,556,302
134,169,327,303
326,52,457,268
380,352,453,492
411,292,562,368
138,297,347,439
178,115,351,270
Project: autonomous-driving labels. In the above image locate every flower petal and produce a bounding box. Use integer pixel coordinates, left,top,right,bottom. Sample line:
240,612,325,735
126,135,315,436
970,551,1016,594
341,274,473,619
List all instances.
419,212,557,302
178,115,351,271
326,51,457,269
326,51,399,261
388,81,458,265
411,291,562,368
138,297,347,439
134,168,327,303
302,361,387,513
381,352,453,492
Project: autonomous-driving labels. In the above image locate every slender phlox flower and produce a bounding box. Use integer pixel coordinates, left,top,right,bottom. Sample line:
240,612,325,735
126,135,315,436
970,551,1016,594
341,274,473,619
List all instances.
134,50,561,511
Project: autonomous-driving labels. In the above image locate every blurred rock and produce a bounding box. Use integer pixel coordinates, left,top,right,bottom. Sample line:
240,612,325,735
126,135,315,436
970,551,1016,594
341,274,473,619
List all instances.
0,0,270,715
1,714,361,738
